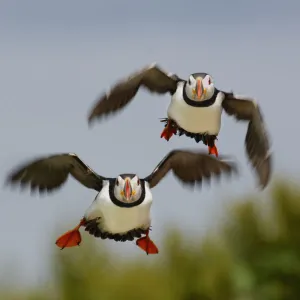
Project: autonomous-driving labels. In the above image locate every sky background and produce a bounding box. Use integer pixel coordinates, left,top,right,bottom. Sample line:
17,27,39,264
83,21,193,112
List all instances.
0,0,299,289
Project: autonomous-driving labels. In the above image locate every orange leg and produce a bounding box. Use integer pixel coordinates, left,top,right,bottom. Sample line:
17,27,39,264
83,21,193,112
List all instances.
206,136,219,157
136,229,159,255
160,120,177,141
208,145,219,157
55,218,86,250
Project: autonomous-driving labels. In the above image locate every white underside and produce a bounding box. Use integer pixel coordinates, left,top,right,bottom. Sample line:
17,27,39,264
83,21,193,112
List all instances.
84,181,153,234
167,83,224,135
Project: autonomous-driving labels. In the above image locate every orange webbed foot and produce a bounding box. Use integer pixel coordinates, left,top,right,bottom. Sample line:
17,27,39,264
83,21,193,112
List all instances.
160,120,177,141
55,219,85,250
208,145,219,157
56,229,81,249
136,231,159,255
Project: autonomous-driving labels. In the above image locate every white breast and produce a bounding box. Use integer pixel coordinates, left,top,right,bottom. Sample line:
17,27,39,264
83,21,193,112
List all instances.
83,181,153,234
167,83,224,135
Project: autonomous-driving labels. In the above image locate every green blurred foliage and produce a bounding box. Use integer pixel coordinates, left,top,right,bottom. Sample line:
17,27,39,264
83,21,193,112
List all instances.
1,181,300,300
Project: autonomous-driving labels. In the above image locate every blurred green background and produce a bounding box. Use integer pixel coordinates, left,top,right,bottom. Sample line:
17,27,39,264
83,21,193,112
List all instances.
1,180,300,300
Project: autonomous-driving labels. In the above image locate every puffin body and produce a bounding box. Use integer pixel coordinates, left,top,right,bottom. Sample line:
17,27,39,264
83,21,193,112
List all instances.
87,63,272,189
168,81,224,135
6,150,237,255
84,178,152,236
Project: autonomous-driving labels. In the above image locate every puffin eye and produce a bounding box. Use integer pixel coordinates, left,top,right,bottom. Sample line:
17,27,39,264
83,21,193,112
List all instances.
137,178,140,185
115,178,119,186
188,79,191,85
208,78,211,85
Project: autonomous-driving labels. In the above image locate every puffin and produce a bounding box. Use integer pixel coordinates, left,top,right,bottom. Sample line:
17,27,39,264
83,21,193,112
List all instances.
5,149,237,255
87,63,272,189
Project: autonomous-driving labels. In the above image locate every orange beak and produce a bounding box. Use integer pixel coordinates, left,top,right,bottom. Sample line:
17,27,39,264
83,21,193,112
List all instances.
196,79,203,99
123,179,132,201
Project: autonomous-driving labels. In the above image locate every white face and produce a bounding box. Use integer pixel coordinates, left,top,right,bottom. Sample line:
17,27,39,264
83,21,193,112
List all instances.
185,74,215,101
113,175,142,203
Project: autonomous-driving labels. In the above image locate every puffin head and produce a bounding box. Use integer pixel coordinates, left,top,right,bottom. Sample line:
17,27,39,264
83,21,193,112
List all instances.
185,73,215,101
113,174,142,203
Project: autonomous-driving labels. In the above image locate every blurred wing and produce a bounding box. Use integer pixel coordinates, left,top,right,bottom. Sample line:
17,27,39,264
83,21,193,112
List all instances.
88,63,180,124
6,153,106,194
222,92,272,188
143,150,237,189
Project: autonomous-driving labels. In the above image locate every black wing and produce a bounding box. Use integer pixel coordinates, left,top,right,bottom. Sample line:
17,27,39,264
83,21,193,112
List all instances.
6,153,106,194
88,63,181,124
143,150,237,189
222,92,272,189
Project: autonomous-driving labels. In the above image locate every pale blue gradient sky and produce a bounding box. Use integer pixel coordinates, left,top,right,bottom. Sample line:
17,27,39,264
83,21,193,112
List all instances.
0,0,299,288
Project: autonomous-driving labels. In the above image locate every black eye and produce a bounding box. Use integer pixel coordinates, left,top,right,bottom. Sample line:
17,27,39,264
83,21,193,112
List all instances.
137,178,140,185
208,78,211,85
188,79,191,85
115,178,119,186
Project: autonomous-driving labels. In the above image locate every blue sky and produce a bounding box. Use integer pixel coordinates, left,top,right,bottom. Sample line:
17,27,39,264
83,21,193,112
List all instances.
0,0,299,288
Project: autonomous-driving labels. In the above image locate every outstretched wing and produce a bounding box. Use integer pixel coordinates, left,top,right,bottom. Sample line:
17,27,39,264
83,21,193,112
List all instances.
143,150,237,189
6,153,106,194
88,63,181,124
222,92,272,189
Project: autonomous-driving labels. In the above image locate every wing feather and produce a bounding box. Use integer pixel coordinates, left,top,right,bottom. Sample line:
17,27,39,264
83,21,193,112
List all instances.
88,64,180,124
6,153,105,194
143,150,237,189
222,92,272,188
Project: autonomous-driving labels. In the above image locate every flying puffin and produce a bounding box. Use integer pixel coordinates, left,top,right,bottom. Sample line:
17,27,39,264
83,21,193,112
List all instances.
6,150,237,255
87,63,272,189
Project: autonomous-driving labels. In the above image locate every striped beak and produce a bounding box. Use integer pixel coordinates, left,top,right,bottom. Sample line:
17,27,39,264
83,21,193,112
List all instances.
192,77,205,100
123,178,132,202
195,78,203,100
